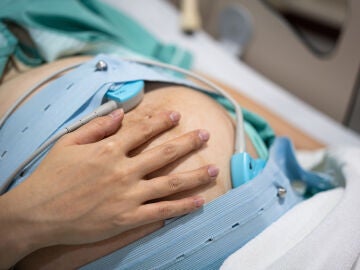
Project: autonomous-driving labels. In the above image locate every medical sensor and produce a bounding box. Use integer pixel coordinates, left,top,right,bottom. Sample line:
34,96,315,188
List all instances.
0,57,265,192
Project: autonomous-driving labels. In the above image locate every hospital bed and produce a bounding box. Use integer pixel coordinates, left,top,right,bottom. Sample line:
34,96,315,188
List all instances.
97,1,360,269
104,0,360,149
1,0,359,268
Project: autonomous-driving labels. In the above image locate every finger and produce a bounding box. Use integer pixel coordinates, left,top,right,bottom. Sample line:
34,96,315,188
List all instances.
133,196,205,225
61,109,124,145
140,165,219,201
116,110,181,153
133,129,210,176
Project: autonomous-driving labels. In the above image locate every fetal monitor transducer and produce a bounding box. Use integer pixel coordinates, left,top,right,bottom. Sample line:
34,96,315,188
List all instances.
0,57,265,192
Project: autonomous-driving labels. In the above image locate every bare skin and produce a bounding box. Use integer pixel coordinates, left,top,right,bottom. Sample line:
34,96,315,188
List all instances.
0,56,251,269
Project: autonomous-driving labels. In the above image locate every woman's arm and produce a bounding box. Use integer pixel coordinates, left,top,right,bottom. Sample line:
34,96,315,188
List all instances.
0,57,235,269
0,105,216,268
16,85,235,269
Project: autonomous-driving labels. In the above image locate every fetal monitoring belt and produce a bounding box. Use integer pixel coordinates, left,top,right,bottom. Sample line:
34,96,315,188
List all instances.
0,55,336,268
0,55,203,193
0,54,275,192
82,138,326,270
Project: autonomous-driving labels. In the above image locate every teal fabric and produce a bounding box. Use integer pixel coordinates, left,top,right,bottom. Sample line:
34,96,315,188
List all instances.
0,0,193,77
244,121,268,159
206,93,276,158
0,22,17,76
0,0,272,156
0,54,335,269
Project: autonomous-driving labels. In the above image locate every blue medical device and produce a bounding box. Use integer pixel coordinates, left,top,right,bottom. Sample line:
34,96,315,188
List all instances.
105,80,145,112
100,58,268,188
231,152,266,187
0,56,266,192
105,81,266,188
105,79,266,187
0,55,336,270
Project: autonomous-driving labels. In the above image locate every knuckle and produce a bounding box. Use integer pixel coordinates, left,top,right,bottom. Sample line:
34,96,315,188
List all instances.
111,167,125,180
158,205,174,218
168,175,182,191
95,143,117,164
115,163,136,179
112,212,131,227
149,186,161,198
181,202,191,213
100,141,116,154
140,124,154,141
178,199,194,214
112,214,125,227
103,163,134,184
162,144,177,158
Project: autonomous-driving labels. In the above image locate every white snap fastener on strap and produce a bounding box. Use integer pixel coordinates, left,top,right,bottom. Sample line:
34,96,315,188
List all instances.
277,186,287,198
95,60,108,71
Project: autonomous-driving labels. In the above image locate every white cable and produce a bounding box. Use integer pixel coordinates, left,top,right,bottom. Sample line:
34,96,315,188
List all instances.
2,57,246,188
1,58,246,152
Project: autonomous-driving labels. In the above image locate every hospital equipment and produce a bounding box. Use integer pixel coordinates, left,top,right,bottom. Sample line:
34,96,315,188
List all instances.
0,54,273,193
82,137,334,270
0,0,358,268
0,54,336,269
218,4,253,57
180,0,201,35
114,2,360,268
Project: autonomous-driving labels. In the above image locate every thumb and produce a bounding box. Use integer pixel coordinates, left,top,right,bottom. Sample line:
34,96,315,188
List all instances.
62,109,124,145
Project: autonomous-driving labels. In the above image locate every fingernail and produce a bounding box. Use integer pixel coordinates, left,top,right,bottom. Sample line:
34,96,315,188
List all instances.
194,196,205,208
198,130,210,141
208,165,219,178
109,109,123,119
169,111,181,123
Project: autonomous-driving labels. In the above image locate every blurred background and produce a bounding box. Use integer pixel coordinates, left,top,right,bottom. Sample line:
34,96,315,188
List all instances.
170,0,360,134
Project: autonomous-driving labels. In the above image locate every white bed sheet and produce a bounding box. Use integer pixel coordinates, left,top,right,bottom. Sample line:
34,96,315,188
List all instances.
104,0,360,147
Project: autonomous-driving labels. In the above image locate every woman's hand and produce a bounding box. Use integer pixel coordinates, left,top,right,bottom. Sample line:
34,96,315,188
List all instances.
0,108,218,268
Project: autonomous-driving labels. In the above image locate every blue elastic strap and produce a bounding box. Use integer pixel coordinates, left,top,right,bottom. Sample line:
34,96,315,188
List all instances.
81,138,336,270
0,54,202,193
0,55,336,269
